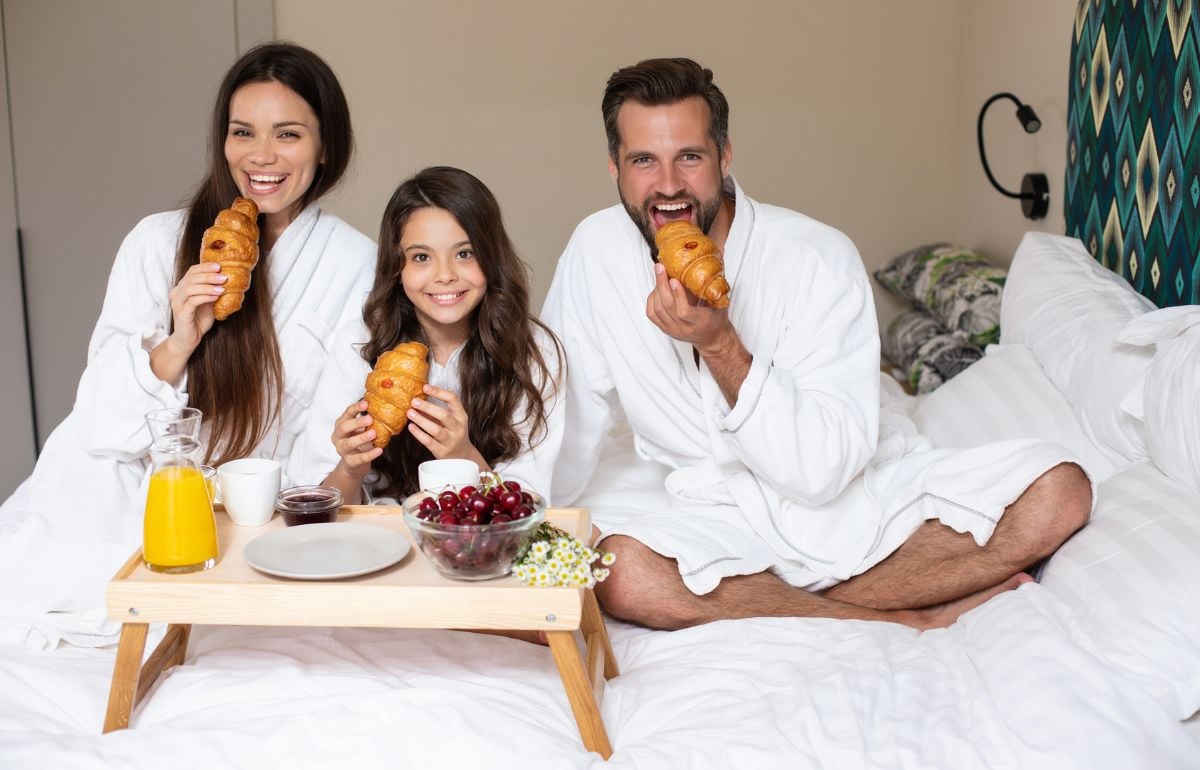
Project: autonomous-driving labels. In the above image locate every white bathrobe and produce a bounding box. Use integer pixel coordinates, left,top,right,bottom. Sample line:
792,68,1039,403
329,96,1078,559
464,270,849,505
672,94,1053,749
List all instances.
288,318,565,504
542,181,1078,594
0,204,375,648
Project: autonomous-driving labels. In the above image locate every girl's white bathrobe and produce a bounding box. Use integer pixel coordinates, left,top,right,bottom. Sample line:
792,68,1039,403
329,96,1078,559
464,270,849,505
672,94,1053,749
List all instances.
0,205,375,648
542,181,1080,594
288,319,565,503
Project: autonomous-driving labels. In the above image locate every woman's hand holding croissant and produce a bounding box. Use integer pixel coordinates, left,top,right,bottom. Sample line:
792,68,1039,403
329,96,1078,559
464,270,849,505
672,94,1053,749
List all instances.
407,384,488,470
150,262,228,384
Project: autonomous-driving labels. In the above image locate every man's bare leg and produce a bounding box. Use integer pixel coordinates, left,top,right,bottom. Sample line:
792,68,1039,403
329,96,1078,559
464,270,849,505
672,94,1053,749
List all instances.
594,535,1023,631
825,462,1092,610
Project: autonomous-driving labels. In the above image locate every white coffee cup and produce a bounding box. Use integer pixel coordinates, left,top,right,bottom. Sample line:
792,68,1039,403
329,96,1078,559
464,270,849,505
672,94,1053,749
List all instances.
418,458,480,493
217,458,281,526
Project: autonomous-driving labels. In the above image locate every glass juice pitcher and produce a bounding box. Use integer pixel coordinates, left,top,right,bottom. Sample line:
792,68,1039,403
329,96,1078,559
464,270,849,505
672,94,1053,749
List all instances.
143,407,219,573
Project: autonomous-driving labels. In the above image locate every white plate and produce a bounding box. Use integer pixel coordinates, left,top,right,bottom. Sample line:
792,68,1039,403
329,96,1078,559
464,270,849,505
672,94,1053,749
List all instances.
243,522,411,580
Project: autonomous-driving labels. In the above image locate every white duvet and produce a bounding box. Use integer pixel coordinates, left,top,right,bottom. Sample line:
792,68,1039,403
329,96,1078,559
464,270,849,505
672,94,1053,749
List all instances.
0,588,1195,769
1,417,1197,769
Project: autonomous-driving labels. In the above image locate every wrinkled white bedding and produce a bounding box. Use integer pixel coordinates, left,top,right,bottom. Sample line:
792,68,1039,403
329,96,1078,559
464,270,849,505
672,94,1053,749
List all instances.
0,588,1195,769
1,415,1198,769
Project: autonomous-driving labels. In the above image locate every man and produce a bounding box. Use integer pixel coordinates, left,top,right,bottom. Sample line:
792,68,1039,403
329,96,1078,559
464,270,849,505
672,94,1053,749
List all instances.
541,58,1091,630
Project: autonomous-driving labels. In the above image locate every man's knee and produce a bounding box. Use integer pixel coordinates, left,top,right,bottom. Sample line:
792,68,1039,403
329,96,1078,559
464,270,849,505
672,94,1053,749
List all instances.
1020,461,1092,550
593,535,696,629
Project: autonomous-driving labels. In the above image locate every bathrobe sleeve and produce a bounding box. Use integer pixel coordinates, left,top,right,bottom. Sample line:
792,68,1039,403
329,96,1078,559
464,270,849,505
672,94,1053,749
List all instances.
286,318,373,486
716,228,880,507
540,232,617,507
72,212,189,462
492,325,566,504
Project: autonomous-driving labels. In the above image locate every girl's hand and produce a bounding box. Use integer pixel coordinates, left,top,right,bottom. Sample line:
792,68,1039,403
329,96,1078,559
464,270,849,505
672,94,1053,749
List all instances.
167,262,227,353
407,385,486,467
331,400,382,478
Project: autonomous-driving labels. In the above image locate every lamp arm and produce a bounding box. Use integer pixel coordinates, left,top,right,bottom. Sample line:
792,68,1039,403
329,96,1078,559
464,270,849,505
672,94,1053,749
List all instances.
977,92,1029,200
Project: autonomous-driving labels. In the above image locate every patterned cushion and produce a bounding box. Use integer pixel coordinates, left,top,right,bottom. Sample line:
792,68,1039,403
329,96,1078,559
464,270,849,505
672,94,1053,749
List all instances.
874,243,1006,346
880,309,984,394
1065,0,1200,307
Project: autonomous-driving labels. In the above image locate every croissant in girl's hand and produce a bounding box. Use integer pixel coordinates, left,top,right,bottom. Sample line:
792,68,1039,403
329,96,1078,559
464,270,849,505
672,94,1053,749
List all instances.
653,220,731,308
365,341,430,449
199,197,260,320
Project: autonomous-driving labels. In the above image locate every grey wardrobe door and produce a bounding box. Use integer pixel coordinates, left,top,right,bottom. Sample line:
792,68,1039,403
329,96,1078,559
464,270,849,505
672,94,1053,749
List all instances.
1,0,271,482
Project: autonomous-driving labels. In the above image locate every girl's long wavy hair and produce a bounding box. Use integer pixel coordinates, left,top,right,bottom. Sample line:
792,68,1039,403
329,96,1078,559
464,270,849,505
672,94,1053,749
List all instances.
173,42,352,464
361,166,562,498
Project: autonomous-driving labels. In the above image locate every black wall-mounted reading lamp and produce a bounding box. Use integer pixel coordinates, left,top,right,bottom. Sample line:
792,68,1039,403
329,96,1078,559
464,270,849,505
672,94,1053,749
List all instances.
977,92,1050,219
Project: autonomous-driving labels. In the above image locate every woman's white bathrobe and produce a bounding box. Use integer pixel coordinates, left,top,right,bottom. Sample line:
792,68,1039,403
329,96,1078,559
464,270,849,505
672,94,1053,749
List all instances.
542,181,1080,594
288,319,565,504
0,205,375,648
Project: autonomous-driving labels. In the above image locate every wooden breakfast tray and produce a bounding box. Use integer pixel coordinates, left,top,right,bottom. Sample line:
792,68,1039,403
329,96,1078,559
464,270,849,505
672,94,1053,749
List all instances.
103,506,619,759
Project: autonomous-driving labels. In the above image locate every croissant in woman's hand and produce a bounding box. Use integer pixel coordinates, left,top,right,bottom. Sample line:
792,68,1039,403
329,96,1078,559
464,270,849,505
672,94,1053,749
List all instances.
199,197,260,320
653,220,731,308
365,341,430,449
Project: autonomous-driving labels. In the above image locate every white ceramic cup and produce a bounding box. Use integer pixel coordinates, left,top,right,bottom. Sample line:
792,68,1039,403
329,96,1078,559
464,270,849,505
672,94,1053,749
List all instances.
217,458,281,526
418,458,480,493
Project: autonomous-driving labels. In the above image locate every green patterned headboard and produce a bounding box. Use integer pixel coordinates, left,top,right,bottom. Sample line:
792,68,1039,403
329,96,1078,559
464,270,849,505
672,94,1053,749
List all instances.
1066,0,1200,307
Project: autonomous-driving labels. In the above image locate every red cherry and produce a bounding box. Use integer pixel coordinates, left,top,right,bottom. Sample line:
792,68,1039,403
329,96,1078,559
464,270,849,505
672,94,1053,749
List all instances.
520,492,533,505
511,503,533,519
438,490,459,507
490,513,512,524
436,513,459,526
468,494,491,514
503,480,521,493
458,485,477,501
499,490,521,510
418,497,439,513
464,510,487,526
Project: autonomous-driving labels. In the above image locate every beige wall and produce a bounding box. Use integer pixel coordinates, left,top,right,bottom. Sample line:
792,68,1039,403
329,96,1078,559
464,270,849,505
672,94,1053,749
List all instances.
956,0,1079,267
276,0,968,326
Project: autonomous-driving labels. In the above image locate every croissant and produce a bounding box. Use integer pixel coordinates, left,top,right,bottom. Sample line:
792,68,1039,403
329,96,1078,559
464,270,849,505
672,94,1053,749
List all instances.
199,197,260,320
653,220,731,308
365,341,430,449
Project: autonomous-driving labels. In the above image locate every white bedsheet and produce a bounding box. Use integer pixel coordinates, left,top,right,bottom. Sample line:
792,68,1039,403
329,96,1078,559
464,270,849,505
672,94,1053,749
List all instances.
3,416,1198,768
0,586,1196,769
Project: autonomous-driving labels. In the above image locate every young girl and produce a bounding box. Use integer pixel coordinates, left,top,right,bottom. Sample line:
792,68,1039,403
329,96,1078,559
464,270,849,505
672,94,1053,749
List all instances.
0,43,376,644
292,166,563,504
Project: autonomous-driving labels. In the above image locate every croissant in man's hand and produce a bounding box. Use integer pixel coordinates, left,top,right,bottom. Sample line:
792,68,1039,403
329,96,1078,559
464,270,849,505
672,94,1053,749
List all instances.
654,220,731,308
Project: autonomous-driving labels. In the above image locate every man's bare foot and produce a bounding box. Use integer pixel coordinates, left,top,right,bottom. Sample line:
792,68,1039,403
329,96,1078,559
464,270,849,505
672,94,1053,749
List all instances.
905,573,1033,631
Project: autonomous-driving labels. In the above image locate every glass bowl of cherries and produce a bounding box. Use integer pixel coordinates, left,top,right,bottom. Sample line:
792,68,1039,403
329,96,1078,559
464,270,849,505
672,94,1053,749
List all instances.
401,473,546,581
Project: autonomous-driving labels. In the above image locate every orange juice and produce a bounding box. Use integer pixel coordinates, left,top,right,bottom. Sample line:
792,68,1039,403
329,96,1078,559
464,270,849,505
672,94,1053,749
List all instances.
143,466,219,573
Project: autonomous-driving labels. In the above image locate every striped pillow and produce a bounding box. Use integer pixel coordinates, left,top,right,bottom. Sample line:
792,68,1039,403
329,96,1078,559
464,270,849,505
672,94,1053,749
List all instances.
1039,462,1200,720
912,343,1119,482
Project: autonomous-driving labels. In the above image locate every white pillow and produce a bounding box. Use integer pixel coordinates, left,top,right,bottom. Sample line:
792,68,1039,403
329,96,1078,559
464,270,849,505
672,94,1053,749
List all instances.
912,343,1119,482
1039,462,1200,719
1118,306,1200,492
1000,232,1156,465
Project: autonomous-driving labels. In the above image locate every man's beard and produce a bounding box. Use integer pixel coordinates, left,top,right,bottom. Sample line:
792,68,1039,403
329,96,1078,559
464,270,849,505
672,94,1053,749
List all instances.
621,185,724,256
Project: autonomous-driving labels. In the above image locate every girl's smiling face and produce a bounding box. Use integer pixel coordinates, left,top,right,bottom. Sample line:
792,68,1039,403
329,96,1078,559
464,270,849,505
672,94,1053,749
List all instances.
399,206,487,355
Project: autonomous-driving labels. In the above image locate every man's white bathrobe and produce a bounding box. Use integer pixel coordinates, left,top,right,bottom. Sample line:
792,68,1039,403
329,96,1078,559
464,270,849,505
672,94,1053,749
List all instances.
0,205,375,648
542,181,1079,594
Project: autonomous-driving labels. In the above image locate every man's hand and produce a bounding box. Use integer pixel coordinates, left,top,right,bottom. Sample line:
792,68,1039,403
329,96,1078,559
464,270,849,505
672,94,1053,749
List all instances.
646,262,731,347
646,262,752,405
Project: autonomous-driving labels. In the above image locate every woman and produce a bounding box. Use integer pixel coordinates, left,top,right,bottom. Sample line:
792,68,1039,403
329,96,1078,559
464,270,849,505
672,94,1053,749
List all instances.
292,166,563,505
0,43,375,648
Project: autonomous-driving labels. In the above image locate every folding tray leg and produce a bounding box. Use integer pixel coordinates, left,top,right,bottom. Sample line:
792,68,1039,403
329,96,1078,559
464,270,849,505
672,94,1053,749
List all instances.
103,622,149,732
580,589,619,679
102,622,192,733
546,629,613,759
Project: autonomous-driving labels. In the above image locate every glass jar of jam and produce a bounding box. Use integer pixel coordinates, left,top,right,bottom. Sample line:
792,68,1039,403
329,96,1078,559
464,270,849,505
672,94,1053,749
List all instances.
276,485,343,526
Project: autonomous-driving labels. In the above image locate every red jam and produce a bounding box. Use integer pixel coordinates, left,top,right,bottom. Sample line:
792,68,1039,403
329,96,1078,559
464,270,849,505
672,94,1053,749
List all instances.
276,485,343,526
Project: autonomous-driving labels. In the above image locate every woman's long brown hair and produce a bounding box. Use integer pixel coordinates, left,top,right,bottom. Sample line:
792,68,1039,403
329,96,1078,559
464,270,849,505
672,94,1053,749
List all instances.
174,43,353,464
361,167,563,497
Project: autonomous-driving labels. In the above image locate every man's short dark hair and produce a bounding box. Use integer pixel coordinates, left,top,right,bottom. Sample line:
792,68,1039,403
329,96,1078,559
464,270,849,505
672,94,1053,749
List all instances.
602,57,730,161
